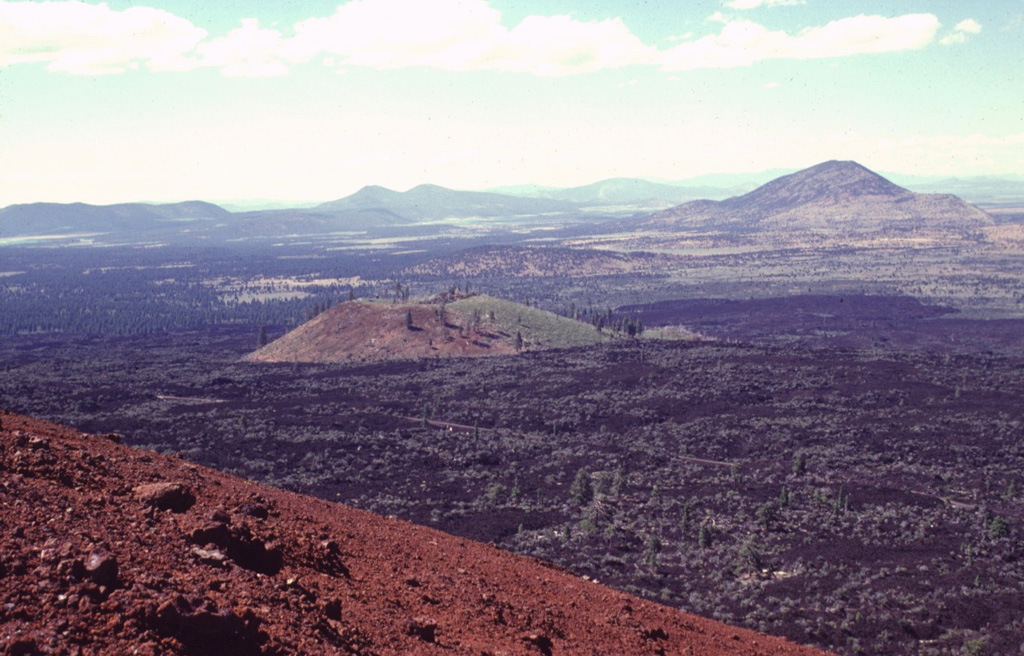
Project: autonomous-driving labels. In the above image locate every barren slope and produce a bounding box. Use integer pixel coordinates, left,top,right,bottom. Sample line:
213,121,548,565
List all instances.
0,412,831,655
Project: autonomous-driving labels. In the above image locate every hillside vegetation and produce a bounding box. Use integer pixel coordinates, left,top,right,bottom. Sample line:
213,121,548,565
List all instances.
448,295,614,350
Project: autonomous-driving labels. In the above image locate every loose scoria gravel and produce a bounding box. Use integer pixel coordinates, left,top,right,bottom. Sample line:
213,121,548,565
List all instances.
0,411,832,655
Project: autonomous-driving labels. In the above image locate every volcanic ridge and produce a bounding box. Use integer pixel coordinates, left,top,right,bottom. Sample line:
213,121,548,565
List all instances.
0,412,832,655
244,294,611,364
635,160,993,242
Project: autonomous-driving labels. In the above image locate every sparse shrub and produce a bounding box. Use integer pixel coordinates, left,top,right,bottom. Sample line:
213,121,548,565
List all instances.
483,482,506,507
988,516,1010,540
961,636,988,656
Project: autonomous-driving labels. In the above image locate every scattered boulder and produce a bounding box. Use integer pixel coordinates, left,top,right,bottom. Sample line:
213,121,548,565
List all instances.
26,436,49,451
306,539,350,579
2,638,39,656
189,523,281,576
641,626,669,641
84,550,119,587
236,502,269,520
323,599,343,621
405,616,438,643
523,633,554,656
149,595,268,656
134,482,196,513
192,547,230,566
191,522,232,547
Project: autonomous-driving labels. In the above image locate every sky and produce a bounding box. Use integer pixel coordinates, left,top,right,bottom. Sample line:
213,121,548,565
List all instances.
1,0,1023,206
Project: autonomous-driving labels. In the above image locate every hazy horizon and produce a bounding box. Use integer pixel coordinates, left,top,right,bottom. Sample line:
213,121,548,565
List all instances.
8,162,1024,211
3,0,1023,207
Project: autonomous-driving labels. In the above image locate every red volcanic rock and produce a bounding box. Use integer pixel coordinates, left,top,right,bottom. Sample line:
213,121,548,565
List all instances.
0,412,833,655
134,481,196,513
83,550,119,588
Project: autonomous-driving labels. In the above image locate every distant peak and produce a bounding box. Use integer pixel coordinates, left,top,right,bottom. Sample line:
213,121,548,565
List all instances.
768,160,905,192
804,160,874,174
722,160,911,213
353,184,397,194
408,183,448,192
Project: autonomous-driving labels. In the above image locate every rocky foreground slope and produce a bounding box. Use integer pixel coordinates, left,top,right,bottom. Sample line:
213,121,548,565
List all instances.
0,412,829,655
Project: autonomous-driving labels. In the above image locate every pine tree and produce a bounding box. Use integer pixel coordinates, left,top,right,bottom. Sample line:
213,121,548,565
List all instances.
792,451,807,476
698,522,711,548
645,534,662,567
570,468,593,506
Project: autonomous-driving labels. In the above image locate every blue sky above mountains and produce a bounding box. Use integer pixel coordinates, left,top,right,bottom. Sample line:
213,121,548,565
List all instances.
2,0,1022,204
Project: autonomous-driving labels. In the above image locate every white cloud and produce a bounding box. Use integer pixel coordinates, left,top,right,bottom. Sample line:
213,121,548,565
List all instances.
287,0,653,76
660,14,940,70
724,0,804,9
0,1,206,74
940,18,982,45
198,18,288,77
283,0,503,67
0,1,944,77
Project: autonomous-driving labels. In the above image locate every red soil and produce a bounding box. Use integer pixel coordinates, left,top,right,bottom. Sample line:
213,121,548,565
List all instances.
0,411,831,656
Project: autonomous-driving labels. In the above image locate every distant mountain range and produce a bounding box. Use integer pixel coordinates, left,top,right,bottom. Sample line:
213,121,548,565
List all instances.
0,184,580,243
884,173,1024,204
492,170,1024,206
0,201,230,238
317,183,577,218
487,178,742,207
1,161,1009,245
